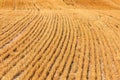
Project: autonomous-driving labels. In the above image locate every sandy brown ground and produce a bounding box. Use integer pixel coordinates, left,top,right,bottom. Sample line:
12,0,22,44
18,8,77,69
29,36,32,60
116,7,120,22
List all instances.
0,0,120,80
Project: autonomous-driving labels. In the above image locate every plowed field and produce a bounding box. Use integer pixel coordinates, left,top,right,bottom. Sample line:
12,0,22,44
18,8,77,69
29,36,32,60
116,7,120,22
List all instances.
0,0,120,80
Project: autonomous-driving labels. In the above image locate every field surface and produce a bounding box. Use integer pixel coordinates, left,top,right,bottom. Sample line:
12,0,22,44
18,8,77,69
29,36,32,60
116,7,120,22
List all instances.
0,0,120,80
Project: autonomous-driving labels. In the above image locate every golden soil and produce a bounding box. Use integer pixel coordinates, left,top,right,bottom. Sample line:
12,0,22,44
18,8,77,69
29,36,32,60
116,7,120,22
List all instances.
0,0,120,80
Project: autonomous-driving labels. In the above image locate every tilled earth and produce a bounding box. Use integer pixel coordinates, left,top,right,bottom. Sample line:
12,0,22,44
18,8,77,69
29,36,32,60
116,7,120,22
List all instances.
0,0,120,80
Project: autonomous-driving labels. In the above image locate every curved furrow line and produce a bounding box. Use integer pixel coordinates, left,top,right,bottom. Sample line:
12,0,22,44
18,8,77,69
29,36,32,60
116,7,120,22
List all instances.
80,21,90,80
7,11,53,80
97,20,120,59
18,11,52,78
54,13,74,80
94,31,103,80
0,14,41,61
45,13,67,80
100,31,119,80
20,14,55,80
94,25,112,80
84,22,96,80
21,12,61,80
66,15,79,80
74,19,86,80
59,14,77,80
0,11,40,53
53,14,70,80
82,21,94,80
97,23,120,79
1,14,42,80
58,14,73,80
2,10,32,34
89,15,112,80
17,11,56,80
89,23,102,80
1,11,53,80
107,35,120,79
0,10,34,49
0,11,41,79
19,11,53,78
66,17,77,80
30,12,58,80
0,9,51,79
0,12,24,30
0,11,42,68
67,39,78,80
0,11,38,59
93,22,117,80
44,12,70,80
93,17,112,80
0,15,23,32
96,20,120,53
0,11,32,47
0,17,31,47
39,13,71,80
0,17,39,64
0,10,51,74
89,19,116,80
38,13,64,80
0,11,31,35
88,24,106,80
103,31,120,79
